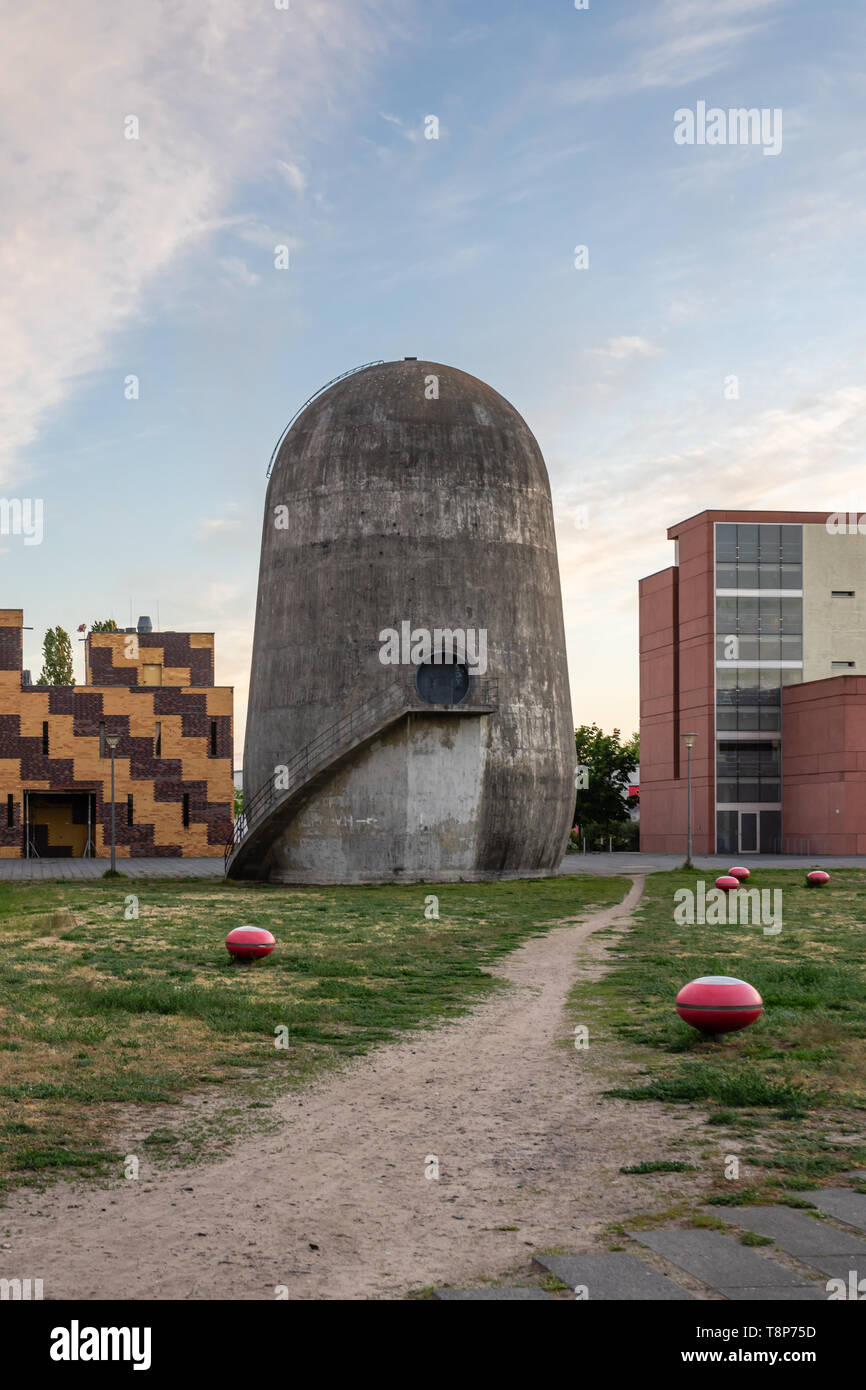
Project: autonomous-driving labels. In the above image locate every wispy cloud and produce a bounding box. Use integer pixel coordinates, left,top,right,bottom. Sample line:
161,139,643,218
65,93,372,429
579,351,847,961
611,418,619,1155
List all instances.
585,336,661,364
0,0,390,484
376,110,424,144
555,382,866,601
218,257,261,289
558,0,785,104
277,160,307,197
235,220,304,254
197,505,246,540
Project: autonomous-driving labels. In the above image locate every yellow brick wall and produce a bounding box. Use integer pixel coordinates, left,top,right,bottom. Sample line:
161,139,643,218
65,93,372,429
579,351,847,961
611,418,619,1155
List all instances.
0,682,233,858
85,632,216,687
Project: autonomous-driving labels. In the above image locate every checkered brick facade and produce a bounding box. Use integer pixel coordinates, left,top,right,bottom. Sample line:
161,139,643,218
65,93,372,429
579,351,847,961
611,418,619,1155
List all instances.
0,611,233,858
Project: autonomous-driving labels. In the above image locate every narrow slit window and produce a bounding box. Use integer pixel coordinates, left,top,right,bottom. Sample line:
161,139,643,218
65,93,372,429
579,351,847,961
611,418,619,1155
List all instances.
832,591,855,597
182,793,190,828
154,721,162,757
832,660,855,668
42,721,49,755
6,794,13,828
210,720,217,756
127,794,134,826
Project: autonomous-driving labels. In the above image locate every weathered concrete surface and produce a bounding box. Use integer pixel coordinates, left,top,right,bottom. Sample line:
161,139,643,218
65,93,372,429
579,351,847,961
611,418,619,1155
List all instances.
433,1287,555,1301
635,1229,820,1295
240,359,575,884
791,1188,866,1230
268,714,487,884
532,1253,695,1300
713,1206,866,1258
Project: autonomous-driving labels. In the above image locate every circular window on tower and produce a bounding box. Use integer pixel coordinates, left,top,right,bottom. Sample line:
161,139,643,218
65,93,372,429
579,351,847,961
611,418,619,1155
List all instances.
415,659,471,706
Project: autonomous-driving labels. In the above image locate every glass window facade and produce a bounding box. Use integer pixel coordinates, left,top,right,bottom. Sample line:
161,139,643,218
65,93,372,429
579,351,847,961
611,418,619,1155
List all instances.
716,741,781,802
715,595,803,662
715,522,802,590
717,668,784,731
714,522,804,852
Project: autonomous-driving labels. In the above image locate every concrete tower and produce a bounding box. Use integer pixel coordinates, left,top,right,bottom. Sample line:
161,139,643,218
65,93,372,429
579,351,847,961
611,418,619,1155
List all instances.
230,359,574,883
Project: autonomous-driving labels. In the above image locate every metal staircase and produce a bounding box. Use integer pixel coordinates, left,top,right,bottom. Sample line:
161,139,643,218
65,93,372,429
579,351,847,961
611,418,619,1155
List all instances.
225,677,498,878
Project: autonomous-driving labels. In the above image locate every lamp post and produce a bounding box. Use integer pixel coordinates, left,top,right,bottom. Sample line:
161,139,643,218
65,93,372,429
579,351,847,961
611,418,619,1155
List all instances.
105,732,121,872
574,760,590,853
682,733,698,868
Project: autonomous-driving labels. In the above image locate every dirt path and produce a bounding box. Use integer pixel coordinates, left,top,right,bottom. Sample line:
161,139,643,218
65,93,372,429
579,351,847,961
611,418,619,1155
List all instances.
3,874,707,1299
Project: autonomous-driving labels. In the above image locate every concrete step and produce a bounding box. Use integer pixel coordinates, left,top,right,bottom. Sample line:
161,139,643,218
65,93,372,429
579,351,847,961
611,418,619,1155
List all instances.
532,1252,694,1300
433,1286,555,1301
636,1229,824,1300
712,1204,866,1278
792,1188,866,1232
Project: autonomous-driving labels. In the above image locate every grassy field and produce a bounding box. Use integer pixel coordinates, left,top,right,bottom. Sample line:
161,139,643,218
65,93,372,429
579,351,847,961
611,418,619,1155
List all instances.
569,867,866,1210
0,873,628,1196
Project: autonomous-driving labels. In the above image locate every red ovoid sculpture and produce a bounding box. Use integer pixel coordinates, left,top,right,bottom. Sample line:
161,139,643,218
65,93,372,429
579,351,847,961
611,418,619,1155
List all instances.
676,975,763,1034
226,926,276,961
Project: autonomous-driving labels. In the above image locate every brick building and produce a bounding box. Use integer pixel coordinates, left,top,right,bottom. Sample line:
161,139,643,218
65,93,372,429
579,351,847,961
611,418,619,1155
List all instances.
640,511,866,856
0,610,233,858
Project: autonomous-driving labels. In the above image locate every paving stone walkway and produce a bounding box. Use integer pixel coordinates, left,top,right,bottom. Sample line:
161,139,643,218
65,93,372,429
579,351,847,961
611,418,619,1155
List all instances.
0,857,225,881
560,852,866,877
793,1187,866,1227
713,1205,866,1283
434,1287,555,1301
533,1253,694,1300
431,1189,866,1301
635,1229,825,1301
8,852,864,883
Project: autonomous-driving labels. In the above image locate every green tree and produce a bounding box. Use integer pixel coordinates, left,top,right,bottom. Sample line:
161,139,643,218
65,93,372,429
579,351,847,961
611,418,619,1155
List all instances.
574,724,639,829
233,786,244,819
37,626,75,686
621,729,639,763
90,618,118,632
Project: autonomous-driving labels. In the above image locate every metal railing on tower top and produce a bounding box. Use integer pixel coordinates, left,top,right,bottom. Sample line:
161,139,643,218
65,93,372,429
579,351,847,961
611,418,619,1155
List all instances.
265,361,386,478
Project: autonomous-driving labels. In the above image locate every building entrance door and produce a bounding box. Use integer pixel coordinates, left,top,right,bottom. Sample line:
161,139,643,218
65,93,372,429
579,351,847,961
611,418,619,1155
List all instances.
717,808,782,855
739,811,758,852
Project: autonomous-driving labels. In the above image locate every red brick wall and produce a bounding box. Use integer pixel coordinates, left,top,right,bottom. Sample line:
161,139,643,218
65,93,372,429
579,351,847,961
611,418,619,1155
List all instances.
639,519,716,853
783,675,866,853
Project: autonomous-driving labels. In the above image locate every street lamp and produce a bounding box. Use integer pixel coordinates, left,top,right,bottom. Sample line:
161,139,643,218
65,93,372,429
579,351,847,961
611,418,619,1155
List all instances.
682,733,698,868
105,732,121,872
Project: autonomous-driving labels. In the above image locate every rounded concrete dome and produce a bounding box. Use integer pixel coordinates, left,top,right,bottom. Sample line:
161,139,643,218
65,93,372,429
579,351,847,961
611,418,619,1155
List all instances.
238,359,575,882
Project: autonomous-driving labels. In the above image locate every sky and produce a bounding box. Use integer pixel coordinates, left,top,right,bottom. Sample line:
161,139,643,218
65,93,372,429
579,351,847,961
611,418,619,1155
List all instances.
3,0,865,760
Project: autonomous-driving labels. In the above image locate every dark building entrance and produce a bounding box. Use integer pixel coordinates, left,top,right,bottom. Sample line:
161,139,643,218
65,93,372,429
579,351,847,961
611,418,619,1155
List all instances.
716,808,782,855
24,791,95,858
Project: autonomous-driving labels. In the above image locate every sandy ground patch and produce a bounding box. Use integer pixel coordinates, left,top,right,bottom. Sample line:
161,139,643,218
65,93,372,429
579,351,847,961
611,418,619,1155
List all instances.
2,875,712,1299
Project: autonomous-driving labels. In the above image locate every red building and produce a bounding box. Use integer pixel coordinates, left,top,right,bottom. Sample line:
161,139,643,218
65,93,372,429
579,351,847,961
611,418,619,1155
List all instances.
640,510,866,855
